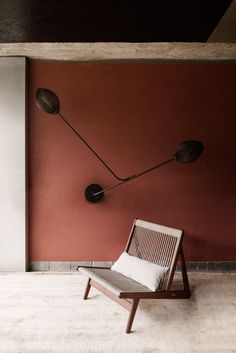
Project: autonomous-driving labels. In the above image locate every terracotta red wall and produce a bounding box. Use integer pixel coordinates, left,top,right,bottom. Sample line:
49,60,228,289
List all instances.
28,62,236,261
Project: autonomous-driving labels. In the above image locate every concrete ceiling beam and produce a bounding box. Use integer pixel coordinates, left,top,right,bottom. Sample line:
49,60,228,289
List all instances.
0,43,236,61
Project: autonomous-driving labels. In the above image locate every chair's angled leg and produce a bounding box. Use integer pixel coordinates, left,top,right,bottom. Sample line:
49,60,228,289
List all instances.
126,299,140,334
179,247,191,298
83,278,91,300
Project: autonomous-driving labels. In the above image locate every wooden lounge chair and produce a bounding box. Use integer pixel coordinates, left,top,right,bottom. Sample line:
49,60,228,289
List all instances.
78,219,190,333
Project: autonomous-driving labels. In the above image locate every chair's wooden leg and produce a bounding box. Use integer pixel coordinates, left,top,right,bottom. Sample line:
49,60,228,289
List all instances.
83,278,91,300
126,299,139,334
179,247,191,298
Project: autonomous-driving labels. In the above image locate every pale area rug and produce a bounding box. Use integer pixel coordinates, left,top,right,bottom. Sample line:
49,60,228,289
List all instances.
0,272,235,353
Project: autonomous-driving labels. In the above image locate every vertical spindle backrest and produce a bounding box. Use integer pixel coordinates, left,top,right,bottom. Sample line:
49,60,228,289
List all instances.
126,219,183,290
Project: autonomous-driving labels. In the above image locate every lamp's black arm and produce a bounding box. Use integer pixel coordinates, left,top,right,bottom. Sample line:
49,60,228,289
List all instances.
93,157,175,196
58,112,128,182
36,89,204,203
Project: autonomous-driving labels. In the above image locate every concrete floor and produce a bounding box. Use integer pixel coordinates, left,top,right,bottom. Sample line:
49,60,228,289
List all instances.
0,272,235,353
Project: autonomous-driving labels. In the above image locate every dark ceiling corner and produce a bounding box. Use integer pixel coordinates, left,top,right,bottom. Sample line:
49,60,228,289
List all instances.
0,0,233,43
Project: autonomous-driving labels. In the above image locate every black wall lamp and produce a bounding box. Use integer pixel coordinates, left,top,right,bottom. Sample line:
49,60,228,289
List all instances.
36,88,204,203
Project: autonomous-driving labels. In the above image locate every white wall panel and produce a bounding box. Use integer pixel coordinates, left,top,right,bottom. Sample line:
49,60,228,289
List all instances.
0,57,27,271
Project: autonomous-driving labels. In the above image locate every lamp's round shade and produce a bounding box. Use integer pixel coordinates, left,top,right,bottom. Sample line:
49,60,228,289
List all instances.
174,140,204,163
36,88,60,114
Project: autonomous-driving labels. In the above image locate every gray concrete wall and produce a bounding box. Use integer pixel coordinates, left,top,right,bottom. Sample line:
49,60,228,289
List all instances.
208,0,236,42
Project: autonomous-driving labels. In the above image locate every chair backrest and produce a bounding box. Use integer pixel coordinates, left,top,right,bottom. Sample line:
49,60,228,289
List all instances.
125,219,183,291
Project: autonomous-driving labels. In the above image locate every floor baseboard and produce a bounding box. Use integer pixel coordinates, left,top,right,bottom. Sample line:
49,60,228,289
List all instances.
28,261,236,272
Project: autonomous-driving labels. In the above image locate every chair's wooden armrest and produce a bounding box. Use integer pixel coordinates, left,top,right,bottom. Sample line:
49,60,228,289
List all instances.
76,266,111,271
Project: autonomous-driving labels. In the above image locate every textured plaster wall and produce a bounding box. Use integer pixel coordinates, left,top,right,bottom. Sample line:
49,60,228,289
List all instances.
29,62,236,261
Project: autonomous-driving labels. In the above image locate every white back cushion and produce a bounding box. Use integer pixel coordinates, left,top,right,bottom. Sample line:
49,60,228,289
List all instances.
111,252,168,291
